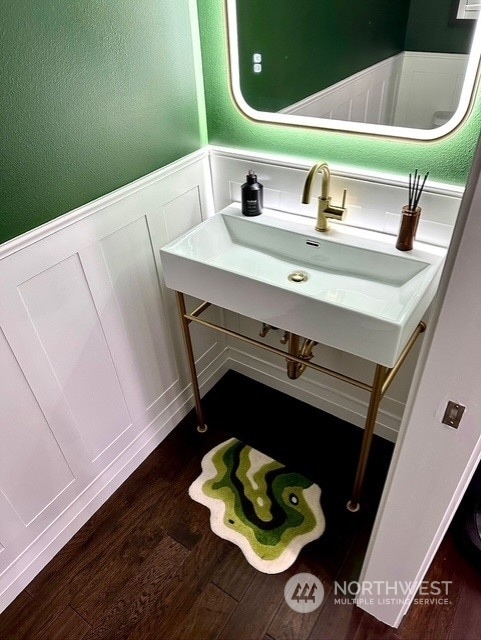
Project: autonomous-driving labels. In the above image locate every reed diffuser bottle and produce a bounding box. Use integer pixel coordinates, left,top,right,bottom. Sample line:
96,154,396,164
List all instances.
396,170,428,251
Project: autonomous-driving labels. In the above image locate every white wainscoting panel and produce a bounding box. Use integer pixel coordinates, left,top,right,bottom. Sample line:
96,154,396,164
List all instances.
152,185,226,384
281,52,466,130
162,186,204,239
0,328,75,525
19,254,132,462
281,55,402,126
0,149,227,613
100,216,178,416
393,52,468,128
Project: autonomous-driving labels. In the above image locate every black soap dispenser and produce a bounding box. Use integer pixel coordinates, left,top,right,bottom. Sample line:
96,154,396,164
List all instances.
241,170,263,216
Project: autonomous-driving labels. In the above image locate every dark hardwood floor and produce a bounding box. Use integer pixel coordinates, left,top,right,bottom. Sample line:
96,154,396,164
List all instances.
1,371,480,640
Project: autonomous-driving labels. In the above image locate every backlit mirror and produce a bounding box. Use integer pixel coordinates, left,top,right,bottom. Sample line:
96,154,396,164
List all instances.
226,0,481,140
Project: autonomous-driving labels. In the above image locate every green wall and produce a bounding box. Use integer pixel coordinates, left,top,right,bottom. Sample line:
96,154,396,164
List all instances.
1,0,203,245
2,0,480,247
406,0,476,53
198,1,481,186
238,0,410,111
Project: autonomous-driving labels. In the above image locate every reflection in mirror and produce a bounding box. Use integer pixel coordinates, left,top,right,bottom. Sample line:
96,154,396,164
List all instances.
226,0,481,139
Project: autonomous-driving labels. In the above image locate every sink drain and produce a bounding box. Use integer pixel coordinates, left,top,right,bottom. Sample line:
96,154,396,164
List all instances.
288,271,309,283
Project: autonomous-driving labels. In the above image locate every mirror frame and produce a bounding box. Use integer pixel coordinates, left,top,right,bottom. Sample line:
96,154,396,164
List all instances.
226,0,481,140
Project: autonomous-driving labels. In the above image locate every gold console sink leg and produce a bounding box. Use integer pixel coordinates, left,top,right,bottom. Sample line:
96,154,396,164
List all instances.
176,291,208,433
347,364,389,512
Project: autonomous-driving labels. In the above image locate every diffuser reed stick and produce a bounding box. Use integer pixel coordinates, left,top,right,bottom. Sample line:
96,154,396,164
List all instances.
408,169,429,210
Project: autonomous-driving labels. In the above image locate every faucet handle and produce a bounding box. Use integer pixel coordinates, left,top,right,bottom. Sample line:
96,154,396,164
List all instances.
325,189,348,221
333,188,347,211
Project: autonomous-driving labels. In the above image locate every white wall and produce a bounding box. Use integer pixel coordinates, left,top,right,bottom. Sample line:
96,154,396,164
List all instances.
359,134,481,628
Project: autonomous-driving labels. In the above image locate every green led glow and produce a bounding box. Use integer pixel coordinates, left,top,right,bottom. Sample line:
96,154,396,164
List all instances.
198,2,481,185
189,0,209,146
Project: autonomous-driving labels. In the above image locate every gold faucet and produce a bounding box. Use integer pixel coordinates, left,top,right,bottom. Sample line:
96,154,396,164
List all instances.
301,161,347,232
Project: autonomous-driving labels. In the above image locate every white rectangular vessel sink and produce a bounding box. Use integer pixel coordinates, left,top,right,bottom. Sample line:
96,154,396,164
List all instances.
160,205,446,366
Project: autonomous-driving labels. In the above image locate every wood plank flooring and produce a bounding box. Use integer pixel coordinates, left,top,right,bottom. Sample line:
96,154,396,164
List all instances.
1,371,480,639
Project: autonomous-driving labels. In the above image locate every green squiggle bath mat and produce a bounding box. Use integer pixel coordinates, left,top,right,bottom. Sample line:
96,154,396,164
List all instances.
189,438,325,574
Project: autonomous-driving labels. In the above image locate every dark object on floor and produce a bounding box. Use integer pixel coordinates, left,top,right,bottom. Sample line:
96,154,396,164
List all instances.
454,461,481,568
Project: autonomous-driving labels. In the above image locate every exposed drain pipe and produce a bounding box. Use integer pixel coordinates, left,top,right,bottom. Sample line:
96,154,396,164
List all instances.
286,333,317,379
259,324,317,380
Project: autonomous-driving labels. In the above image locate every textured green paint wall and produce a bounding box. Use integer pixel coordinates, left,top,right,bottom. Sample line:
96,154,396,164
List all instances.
198,2,481,186
237,0,410,111
1,0,203,245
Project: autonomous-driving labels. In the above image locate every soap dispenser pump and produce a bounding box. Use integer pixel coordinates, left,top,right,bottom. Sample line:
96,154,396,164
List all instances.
241,170,263,216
